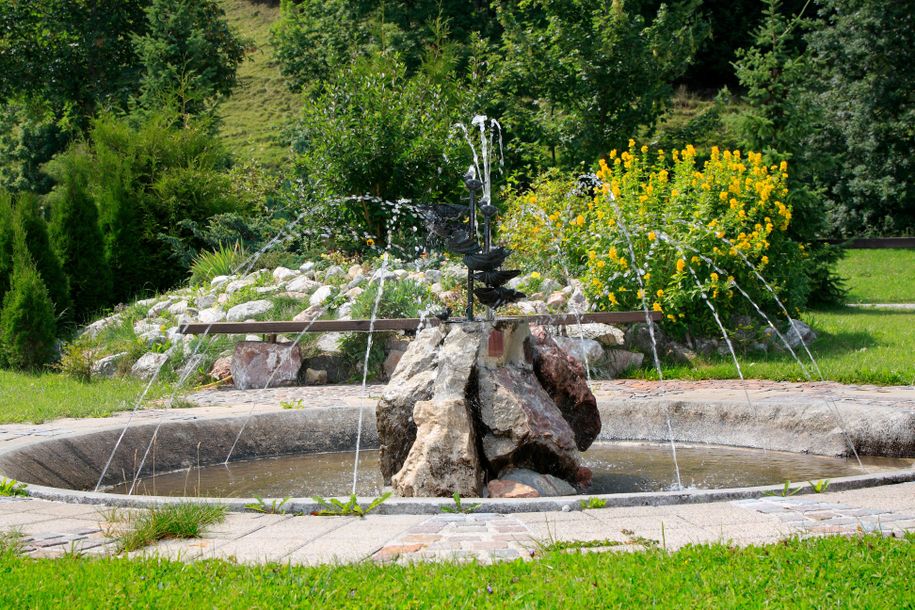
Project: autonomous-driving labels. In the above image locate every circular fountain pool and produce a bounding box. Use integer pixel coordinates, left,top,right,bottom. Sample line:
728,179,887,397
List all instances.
103,442,913,499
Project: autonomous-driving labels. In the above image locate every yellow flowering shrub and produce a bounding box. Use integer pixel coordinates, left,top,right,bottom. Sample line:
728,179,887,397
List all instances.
502,143,810,336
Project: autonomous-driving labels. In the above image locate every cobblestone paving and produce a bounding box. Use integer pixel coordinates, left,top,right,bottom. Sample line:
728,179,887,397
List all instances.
733,496,915,537
373,513,533,563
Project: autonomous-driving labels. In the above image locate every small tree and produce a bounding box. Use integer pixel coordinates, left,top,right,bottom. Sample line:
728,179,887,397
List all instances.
12,193,71,326
46,147,112,321
0,227,58,370
0,192,14,299
133,0,246,116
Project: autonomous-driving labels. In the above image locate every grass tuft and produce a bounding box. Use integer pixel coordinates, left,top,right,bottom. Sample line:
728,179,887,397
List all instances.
105,503,227,553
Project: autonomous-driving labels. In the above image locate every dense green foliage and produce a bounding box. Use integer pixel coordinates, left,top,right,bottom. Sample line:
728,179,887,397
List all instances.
45,150,112,321
134,0,246,116
0,193,13,299
11,193,71,325
0,534,911,607
0,231,58,370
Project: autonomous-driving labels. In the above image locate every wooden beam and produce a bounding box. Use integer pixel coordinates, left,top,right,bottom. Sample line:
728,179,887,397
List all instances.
178,311,662,335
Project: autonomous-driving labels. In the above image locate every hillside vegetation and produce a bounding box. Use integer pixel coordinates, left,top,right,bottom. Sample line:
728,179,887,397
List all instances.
217,0,299,167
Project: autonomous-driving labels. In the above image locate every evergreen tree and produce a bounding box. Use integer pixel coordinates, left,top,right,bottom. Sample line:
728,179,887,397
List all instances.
133,0,246,116
0,226,58,370
46,147,112,320
13,193,71,326
0,192,14,299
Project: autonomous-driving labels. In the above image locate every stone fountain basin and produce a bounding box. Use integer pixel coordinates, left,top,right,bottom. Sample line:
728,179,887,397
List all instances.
1,399,913,515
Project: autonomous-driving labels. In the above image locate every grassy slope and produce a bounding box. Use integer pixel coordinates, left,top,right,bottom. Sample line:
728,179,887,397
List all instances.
0,535,911,607
218,0,300,167
837,249,915,304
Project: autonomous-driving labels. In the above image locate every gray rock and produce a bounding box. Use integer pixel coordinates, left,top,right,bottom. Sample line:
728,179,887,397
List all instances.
323,265,345,280
563,322,625,347
226,300,273,321
552,336,606,368
546,291,567,309
392,398,483,497
224,278,255,295
785,319,817,349
315,332,344,353
337,302,353,320
304,368,328,385
603,349,645,377
91,352,128,379
195,294,216,309
376,326,445,481
293,304,324,323
347,264,364,279
231,342,303,390
272,266,298,282
309,285,334,307
198,307,226,325
167,300,189,315
518,300,548,315
254,286,279,295
130,352,169,380
344,286,363,300
382,350,405,380
81,314,122,339
210,275,231,288
286,276,320,293
147,300,172,317
299,261,316,273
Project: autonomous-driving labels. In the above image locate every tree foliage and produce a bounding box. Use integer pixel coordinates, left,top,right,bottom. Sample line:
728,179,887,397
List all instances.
46,148,111,321
133,0,247,116
11,193,71,326
0,227,58,370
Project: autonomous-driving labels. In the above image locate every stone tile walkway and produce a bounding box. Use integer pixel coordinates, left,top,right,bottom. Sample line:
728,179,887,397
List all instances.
1,482,912,565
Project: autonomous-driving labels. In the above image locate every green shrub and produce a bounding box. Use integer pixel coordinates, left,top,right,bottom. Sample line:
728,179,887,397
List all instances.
290,55,467,257
12,193,71,327
56,342,95,382
0,192,13,299
0,230,58,370
339,279,431,380
189,243,247,286
45,146,111,321
503,143,810,338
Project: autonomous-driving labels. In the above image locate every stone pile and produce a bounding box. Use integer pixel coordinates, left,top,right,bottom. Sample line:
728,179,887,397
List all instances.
377,320,601,498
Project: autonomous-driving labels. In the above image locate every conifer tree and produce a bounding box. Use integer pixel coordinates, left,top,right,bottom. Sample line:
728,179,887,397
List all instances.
13,193,71,327
0,192,13,300
0,226,58,370
46,147,111,320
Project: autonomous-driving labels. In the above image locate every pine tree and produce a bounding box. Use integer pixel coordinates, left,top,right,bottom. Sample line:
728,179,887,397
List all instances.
46,146,112,321
0,192,14,300
13,193,72,327
0,226,58,370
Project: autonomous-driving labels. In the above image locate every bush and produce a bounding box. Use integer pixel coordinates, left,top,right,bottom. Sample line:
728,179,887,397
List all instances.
339,279,432,380
12,193,71,326
290,55,468,257
188,243,247,286
0,193,13,299
502,142,810,338
0,230,58,370
45,148,111,321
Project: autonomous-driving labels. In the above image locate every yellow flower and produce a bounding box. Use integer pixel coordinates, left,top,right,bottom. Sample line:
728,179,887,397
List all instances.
656,289,664,298
608,292,619,305
648,231,656,241
608,246,618,260
643,272,651,281
710,272,719,282
652,302,663,312
641,145,649,154
366,238,375,247
690,256,699,264
597,260,605,268
628,138,636,149
667,314,676,321
676,258,686,273
637,289,645,299
528,194,537,204
670,189,679,198
761,255,769,265
574,214,585,226
530,271,541,280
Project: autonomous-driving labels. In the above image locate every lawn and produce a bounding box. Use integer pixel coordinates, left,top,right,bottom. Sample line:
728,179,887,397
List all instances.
632,307,915,385
0,534,910,608
0,371,165,424
837,249,915,304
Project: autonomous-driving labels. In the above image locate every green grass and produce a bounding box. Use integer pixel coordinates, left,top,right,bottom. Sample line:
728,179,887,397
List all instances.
0,534,910,607
0,370,165,424
632,307,915,385
218,0,300,167
837,249,915,304
105,503,227,553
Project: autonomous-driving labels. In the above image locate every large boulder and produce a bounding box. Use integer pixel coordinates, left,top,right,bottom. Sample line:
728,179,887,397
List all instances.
376,326,445,481
530,326,601,451
226,300,272,321
391,398,483,497
230,341,302,390
130,352,169,380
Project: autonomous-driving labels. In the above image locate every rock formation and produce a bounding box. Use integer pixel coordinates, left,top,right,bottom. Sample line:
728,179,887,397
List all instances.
376,320,600,497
